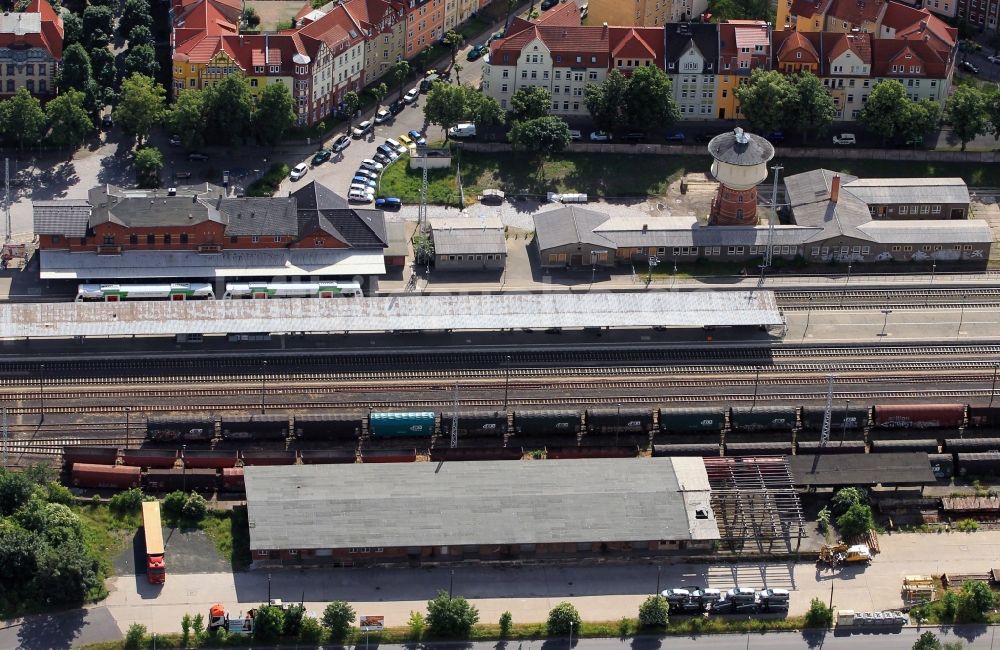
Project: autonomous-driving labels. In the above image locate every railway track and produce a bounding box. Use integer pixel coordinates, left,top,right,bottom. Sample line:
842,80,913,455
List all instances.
2,437,131,455
775,287,1000,309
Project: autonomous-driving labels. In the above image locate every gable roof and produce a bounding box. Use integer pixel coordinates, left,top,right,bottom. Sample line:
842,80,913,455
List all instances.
825,0,888,26
290,181,388,249
33,200,91,238
219,198,299,236
871,38,946,76
0,0,63,59
490,24,610,66
827,31,872,65
664,22,719,69
532,206,616,251
775,30,819,62
535,1,581,26
609,26,663,63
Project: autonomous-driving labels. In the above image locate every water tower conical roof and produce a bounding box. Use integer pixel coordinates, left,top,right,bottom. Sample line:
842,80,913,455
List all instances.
708,127,774,166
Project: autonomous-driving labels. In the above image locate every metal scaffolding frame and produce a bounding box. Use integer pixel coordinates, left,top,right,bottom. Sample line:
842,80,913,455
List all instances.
703,456,806,555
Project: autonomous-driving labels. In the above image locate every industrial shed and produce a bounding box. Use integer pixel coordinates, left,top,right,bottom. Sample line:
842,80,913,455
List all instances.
429,216,507,271
244,457,720,566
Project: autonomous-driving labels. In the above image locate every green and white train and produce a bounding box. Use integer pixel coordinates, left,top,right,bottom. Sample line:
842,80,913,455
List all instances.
76,281,363,302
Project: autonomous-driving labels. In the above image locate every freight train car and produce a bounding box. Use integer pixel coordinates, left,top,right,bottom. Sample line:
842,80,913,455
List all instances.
299,450,358,464
730,406,797,433
724,441,794,456
241,450,298,466
869,439,940,453
585,408,652,435
652,443,721,457
944,438,1000,453
547,445,640,459
873,404,965,430
429,447,523,462
369,412,436,437
513,410,581,436
659,408,726,434
294,413,364,440
956,452,1000,476
146,417,216,443
220,414,289,441
967,406,1000,429
181,450,239,469
221,467,245,491
799,407,869,433
71,463,141,488
144,468,219,491
929,453,954,479
439,411,507,437
122,448,179,468
795,440,867,455
64,446,120,466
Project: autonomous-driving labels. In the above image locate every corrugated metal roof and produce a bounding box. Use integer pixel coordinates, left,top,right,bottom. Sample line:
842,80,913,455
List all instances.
32,200,91,237
244,458,720,551
38,249,386,280
857,220,993,244
430,217,506,255
843,178,970,206
0,291,784,339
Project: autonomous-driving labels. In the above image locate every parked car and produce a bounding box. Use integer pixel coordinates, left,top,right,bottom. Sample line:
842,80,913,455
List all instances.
360,158,384,172
355,168,379,180
290,163,309,181
350,182,374,194
624,132,645,142
589,130,612,141
466,43,487,61
398,133,413,147
962,60,979,74
187,152,209,161
404,88,420,104
385,138,407,155
351,176,377,188
168,134,182,146
988,54,1000,64
348,189,374,203
331,134,351,152
765,130,785,142
373,152,392,165
569,129,582,140
376,144,399,159
541,0,558,8
832,133,856,145
351,119,374,138
374,108,392,124
408,129,427,145
311,149,332,166
375,197,403,210
448,123,477,138
101,115,114,130
664,131,685,143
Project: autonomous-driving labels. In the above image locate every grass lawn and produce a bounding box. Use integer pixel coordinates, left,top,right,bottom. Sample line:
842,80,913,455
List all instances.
380,149,1000,206
200,506,252,570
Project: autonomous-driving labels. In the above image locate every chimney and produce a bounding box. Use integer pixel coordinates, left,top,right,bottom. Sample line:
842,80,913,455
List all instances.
602,21,608,36
642,223,648,232
831,174,841,202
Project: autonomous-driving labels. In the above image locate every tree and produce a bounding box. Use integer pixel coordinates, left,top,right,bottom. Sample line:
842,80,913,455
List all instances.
390,60,411,102
859,80,911,144
203,74,253,145
108,487,144,515
31,538,102,604
734,69,794,134
0,524,38,583
113,73,165,145
89,47,117,89
637,595,669,628
63,12,83,48
464,87,504,129
0,469,37,515
371,82,388,112
508,116,571,164
987,88,1000,141
322,600,356,641
134,146,164,188
253,604,285,642
253,82,296,145
412,232,434,265
342,90,361,132
830,487,867,518
585,70,628,132
2,88,46,150
128,24,154,47
124,43,159,80
499,611,512,638
547,602,581,636
941,590,959,620
426,591,480,638
913,631,942,650
299,616,324,643
443,30,463,68
81,5,115,47
624,64,679,131
167,89,207,149
162,490,187,519
424,81,467,140
901,99,941,145
124,623,147,650
509,86,552,121
182,492,208,520
835,502,875,538
708,0,769,21
282,603,306,636
59,44,93,92
787,71,835,141
958,580,995,621
408,611,426,640
946,85,987,151
804,598,833,628
119,0,152,38
45,90,95,150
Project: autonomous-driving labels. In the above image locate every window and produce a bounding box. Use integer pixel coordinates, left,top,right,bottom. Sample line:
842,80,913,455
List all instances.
129,235,137,245
904,246,913,252
273,236,282,243
899,205,908,215
502,69,509,79
892,245,901,252
920,205,930,214
180,233,189,244
552,101,558,109
932,204,941,214
38,80,46,93
314,238,324,246
102,235,114,245
147,234,155,244
811,246,820,256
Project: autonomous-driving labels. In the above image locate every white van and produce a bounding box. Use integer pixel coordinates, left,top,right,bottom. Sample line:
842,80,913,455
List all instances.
385,138,407,155
448,123,477,138
833,133,856,145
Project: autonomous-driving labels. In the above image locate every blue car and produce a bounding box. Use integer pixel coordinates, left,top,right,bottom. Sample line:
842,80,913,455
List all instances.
407,130,427,145
375,197,403,210
765,131,785,143
352,176,377,188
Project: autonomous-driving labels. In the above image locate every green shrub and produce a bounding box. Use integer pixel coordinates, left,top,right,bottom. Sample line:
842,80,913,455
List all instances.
957,580,995,621
408,610,426,640
162,491,187,518
817,506,831,534
836,502,875,538
913,631,942,650
322,600,356,641
427,591,479,638
283,603,305,636
804,598,833,628
299,616,324,643
942,591,959,620
499,611,512,639
181,613,192,647
830,487,868,518
181,492,208,521
109,488,144,515
123,623,146,650
253,604,285,642
247,163,290,197
547,602,582,636
955,519,979,532
637,595,669,628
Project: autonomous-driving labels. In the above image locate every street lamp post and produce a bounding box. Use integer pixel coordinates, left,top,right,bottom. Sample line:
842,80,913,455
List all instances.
615,403,621,447
990,364,999,408
260,360,268,414
569,621,574,648
839,262,852,307
268,573,272,602
449,569,454,598
655,564,662,595
590,250,600,287
502,355,512,413
646,256,659,285
38,363,45,423
878,309,893,337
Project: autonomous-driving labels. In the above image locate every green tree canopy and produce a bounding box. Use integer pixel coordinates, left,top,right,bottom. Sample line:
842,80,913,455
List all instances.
547,602,581,636
734,69,794,134
45,89,95,149
708,0,769,21
859,80,911,144
119,0,152,38
958,580,995,621
203,74,253,144
638,595,669,628
464,86,504,128
0,470,36,516
253,604,285,642
253,82,296,145
62,12,83,47
114,74,165,145
342,90,361,130
89,47,117,89
623,64,679,131
836,502,875,538
912,631,942,650
443,30,463,66
424,81,467,139
124,43,160,80
371,81,388,109
901,98,941,145
787,71,835,140
946,85,987,151
167,89,207,149
390,60,411,101
82,5,115,46
426,591,480,638
128,24,154,47
322,600,356,641
59,43,93,92
508,115,571,158
509,86,552,121
804,598,833,627
831,487,867,518
585,69,628,132
1,88,46,150
134,146,164,188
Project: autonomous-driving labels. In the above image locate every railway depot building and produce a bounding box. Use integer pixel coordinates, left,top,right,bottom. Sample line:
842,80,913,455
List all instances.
244,457,720,566
32,181,389,291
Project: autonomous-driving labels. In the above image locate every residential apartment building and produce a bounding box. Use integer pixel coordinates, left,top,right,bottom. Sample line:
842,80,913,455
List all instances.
341,0,407,86
664,22,718,119
444,0,478,32
716,20,770,120
957,0,998,28
404,0,445,59
586,0,707,27
0,0,62,98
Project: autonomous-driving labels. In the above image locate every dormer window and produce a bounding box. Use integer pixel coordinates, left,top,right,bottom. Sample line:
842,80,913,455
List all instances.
796,52,801,59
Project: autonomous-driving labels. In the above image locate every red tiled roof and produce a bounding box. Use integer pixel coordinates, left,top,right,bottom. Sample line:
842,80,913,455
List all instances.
826,0,887,26
883,3,956,56
609,26,662,62
870,38,946,77
827,31,872,64
788,0,827,20
491,24,610,66
535,1,580,26
775,29,818,61
298,4,362,54
0,0,64,58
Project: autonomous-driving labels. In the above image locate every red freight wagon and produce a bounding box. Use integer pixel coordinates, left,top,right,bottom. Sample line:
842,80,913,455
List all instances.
72,463,141,489
122,448,179,468
873,404,965,430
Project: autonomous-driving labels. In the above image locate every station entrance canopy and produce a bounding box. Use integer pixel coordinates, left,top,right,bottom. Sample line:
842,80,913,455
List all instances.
0,291,782,339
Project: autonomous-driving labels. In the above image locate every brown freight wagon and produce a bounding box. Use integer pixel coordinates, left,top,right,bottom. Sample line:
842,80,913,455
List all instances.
360,448,417,463
122,448,179,468
429,447,523,462
72,463,141,489
240,450,298,466
299,450,357,464
221,467,245,491
182,449,239,469
64,446,120,467
546,445,640,459
873,404,965,430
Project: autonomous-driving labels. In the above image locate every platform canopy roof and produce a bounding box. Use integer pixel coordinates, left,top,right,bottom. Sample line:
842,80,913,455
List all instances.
0,290,783,339
789,452,937,487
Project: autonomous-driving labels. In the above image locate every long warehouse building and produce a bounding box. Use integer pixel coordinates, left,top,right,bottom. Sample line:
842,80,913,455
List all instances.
244,457,721,566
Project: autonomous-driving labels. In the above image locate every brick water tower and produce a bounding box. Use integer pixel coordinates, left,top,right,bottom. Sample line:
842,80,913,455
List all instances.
707,127,775,226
